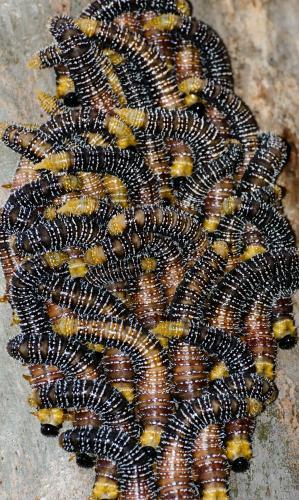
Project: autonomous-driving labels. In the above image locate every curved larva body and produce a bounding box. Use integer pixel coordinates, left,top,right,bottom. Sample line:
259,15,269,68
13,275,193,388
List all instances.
0,1,298,499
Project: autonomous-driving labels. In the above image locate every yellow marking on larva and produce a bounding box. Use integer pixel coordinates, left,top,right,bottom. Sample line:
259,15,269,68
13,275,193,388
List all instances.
103,49,125,66
246,397,263,417
156,336,169,348
2,183,12,189
68,258,88,278
106,116,136,149
224,138,242,146
28,391,39,408
91,477,119,500
221,196,239,216
179,77,205,95
34,408,64,426
273,184,283,200
75,18,98,37
102,174,129,208
141,257,157,273
135,208,146,225
84,246,107,266
27,53,42,69
44,205,57,221
35,151,73,171
23,123,39,130
85,132,110,148
212,241,229,259
114,108,147,129
60,174,83,192
143,14,180,31
241,245,266,261
43,252,68,269
86,342,105,353
102,63,127,107
11,312,21,326
52,316,79,336
255,358,275,380
203,217,220,233
160,186,176,205
36,90,60,114
57,197,99,216
56,76,75,98
176,0,192,16
272,318,296,340
202,487,229,500
226,437,252,461
112,382,134,403
140,425,162,448
210,361,229,381
107,213,127,235
152,321,189,339
170,156,193,177
184,94,199,107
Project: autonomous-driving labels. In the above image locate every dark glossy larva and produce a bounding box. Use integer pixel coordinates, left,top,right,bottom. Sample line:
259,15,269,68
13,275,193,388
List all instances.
1,1,298,499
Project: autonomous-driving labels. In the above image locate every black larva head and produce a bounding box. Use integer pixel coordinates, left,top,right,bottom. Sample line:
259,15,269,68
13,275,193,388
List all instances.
231,457,250,473
142,446,156,461
285,140,292,164
171,176,185,192
63,92,80,107
40,424,60,437
76,453,96,468
278,334,297,350
187,102,205,116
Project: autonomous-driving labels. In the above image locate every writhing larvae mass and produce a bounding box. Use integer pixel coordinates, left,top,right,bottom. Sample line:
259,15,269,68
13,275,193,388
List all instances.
1,0,298,499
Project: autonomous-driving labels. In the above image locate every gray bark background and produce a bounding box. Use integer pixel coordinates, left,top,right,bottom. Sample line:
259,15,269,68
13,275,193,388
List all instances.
0,1,298,499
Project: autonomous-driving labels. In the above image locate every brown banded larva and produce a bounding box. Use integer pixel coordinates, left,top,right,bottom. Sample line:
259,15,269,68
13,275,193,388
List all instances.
0,0,298,500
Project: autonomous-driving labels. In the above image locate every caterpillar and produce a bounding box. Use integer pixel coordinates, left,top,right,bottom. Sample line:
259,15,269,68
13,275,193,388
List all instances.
1,1,298,499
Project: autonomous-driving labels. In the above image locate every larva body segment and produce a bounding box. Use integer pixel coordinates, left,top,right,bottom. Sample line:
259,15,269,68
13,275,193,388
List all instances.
1,1,298,498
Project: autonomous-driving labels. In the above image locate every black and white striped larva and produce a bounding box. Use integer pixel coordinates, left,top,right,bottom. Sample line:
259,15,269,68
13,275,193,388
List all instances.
1,0,298,498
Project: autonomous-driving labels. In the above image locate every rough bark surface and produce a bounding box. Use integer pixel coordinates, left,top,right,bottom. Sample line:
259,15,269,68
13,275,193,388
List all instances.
0,1,298,499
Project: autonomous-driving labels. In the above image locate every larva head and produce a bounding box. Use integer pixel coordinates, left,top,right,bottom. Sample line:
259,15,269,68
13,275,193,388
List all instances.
226,437,252,472
278,335,297,349
231,457,250,473
37,409,64,437
63,92,80,107
142,446,157,461
273,318,297,349
40,424,61,437
76,453,96,468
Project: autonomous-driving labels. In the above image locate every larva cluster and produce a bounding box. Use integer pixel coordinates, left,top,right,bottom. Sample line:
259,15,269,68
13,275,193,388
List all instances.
0,1,298,499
